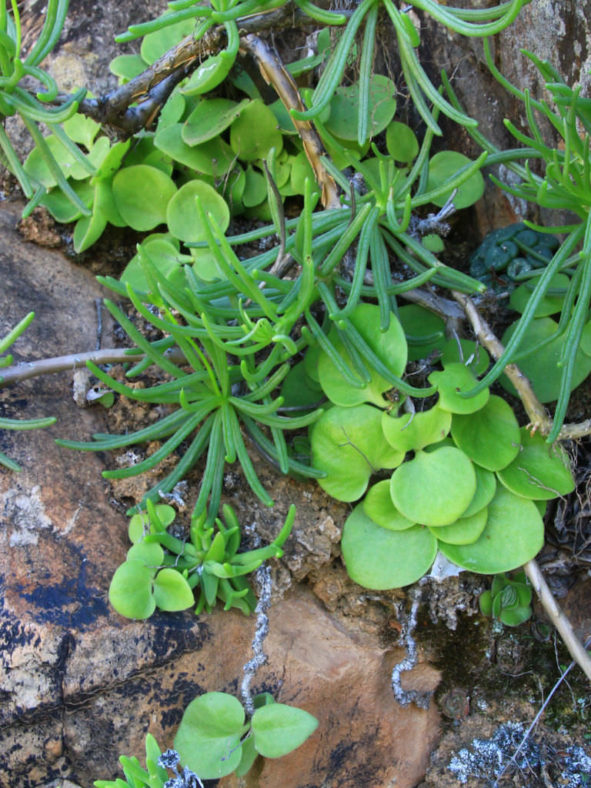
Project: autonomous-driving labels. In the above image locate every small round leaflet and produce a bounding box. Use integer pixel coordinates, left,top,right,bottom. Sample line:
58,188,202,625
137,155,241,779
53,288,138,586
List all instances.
439,486,544,573
497,427,575,500
451,394,520,471
342,504,437,589
390,446,476,526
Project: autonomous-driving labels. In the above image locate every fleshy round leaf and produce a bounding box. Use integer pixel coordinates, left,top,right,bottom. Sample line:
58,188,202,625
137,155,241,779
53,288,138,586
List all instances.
386,121,419,163
230,99,283,162
167,180,230,243
317,304,407,407
141,19,194,64
398,304,446,361
462,466,496,517
181,53,234,96
509,273,569,317
155,124,235,176
325,75,396,142
438,486,544,573
363,480,415,531
426,150,484,210
153,568,195,612
183,98,249,146
390,447,476,526
252,703,318,758
501,317,591,403
497,427,575,500
310,405,404,502
451,395,520,471
121,238,186,292
381,404,451,454
342,504,437,589
174,693,245,779
112,165,176,231
429,363,489,414
428,507,488,545
108,561,156,620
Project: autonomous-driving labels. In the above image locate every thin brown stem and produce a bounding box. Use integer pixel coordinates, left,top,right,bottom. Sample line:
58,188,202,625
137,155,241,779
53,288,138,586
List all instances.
524,559,591,683
240,33,340,209
452,290,551,430
0,347,182,386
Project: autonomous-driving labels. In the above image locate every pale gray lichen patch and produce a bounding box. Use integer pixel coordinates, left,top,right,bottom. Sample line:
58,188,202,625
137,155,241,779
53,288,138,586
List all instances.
3,484,52,547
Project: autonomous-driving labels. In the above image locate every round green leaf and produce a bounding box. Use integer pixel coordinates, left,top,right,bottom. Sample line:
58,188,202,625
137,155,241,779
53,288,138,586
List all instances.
121,238,186,292
390,447,476,526
438,486,544,573
128,504,176,543
141,19,194,64
127,541,164,565
167,180,230,243
174,692,245,779
310,405,404,502
108,561,156,620
153,568,194,612
109,53,146,82
451,395,520,471
428,507,488,545
317,303,407,407
381,404,451,454
422,233,445,253
386,121,419,163
363,480,415,531
181,53,234,96
242,165,267,207
342,504,437,589
429,363,490,414
155,124,235,176
289,151,315,195
497,427,575,500
426,150,484,210
398,304,446,361
230,99,283,162
325,75,396,142
509,272,570,317
183,98,249,146
461,466,496,517
252,703,318,758
112,165,175,231
501,317,591,403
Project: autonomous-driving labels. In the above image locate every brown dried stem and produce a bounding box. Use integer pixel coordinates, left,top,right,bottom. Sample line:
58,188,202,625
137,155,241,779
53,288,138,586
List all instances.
452,290,551,430
524,559,591,683
239,34,340,209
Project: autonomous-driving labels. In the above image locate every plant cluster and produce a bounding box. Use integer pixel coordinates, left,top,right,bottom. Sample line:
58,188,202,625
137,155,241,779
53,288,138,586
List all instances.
109,501,295,618
479,570,533,627
302,302,574,588
95,690,318,786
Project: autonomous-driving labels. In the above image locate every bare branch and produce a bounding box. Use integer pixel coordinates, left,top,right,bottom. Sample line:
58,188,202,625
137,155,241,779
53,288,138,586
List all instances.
524,559,591,683
452,290,551,431
240,33,340,209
